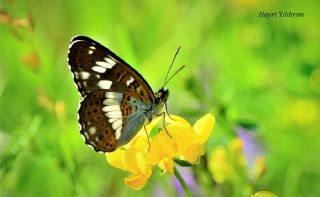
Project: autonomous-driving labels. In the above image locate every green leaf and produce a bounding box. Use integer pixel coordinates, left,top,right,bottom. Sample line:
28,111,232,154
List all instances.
174,159,192,167
149,127,161,138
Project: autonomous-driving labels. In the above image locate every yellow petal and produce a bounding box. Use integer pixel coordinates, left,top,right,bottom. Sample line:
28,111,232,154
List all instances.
253,156,266,179
136,152,149,174
147,130,177,165
208,146,231,183
145,115,163,131
125,122,157,148
229,138,243,153
123,149,148,174
124,167,152,190
127,135,149,152
125,116,162,149
167,124,196,154
193,113,215,144
158,157,174,175
181,143,204,164
105,150,127,171
229,138,246,166
165,115,192,128
250,191,279,197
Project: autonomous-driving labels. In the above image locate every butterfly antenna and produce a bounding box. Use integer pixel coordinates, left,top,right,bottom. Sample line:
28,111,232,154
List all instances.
163,65,185,87
163,46,181,86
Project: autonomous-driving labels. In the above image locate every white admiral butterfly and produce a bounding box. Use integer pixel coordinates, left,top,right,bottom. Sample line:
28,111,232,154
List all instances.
68,36,182,152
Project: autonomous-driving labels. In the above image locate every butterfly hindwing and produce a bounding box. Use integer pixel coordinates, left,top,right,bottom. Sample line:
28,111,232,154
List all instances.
78,89,148,152
78,90,118,152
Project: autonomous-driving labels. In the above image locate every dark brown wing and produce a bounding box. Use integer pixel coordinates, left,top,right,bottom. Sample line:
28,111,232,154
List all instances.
68,35,155,104
68,36,156,152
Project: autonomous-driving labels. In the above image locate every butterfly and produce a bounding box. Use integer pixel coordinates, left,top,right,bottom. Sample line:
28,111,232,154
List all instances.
68,36,182,153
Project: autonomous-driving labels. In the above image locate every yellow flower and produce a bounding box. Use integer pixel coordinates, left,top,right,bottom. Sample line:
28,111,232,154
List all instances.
250,191,278,197
106,113,215,189
147,130,177,175
168,113,215,164
106,146,152,190
208,137,266,184
193,113,215,144
208,146,232,183
229,138,246,167
253,155,265,178
147,113,214,173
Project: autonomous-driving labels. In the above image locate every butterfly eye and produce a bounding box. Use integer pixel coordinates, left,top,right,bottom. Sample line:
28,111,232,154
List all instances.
163,90,169,100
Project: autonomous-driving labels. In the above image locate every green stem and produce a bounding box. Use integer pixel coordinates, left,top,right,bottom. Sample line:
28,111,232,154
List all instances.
174,166,193,197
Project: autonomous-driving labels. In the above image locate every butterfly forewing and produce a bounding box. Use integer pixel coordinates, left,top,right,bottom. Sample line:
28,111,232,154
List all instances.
68,36,155,103
68,36,158,152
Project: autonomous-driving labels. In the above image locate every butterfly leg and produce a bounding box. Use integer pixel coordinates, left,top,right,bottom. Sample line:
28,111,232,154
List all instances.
164,102,176,121
143,111,172,152
156,112,172,138
143,124,151,151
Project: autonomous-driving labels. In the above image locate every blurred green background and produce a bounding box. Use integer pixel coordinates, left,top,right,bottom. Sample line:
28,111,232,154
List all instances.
1,0,320,196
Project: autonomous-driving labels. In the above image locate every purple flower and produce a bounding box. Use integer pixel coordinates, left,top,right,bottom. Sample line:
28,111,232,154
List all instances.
236,126,264,178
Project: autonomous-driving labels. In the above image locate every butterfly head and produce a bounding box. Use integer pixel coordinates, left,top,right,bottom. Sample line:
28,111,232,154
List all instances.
156,88,169,103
